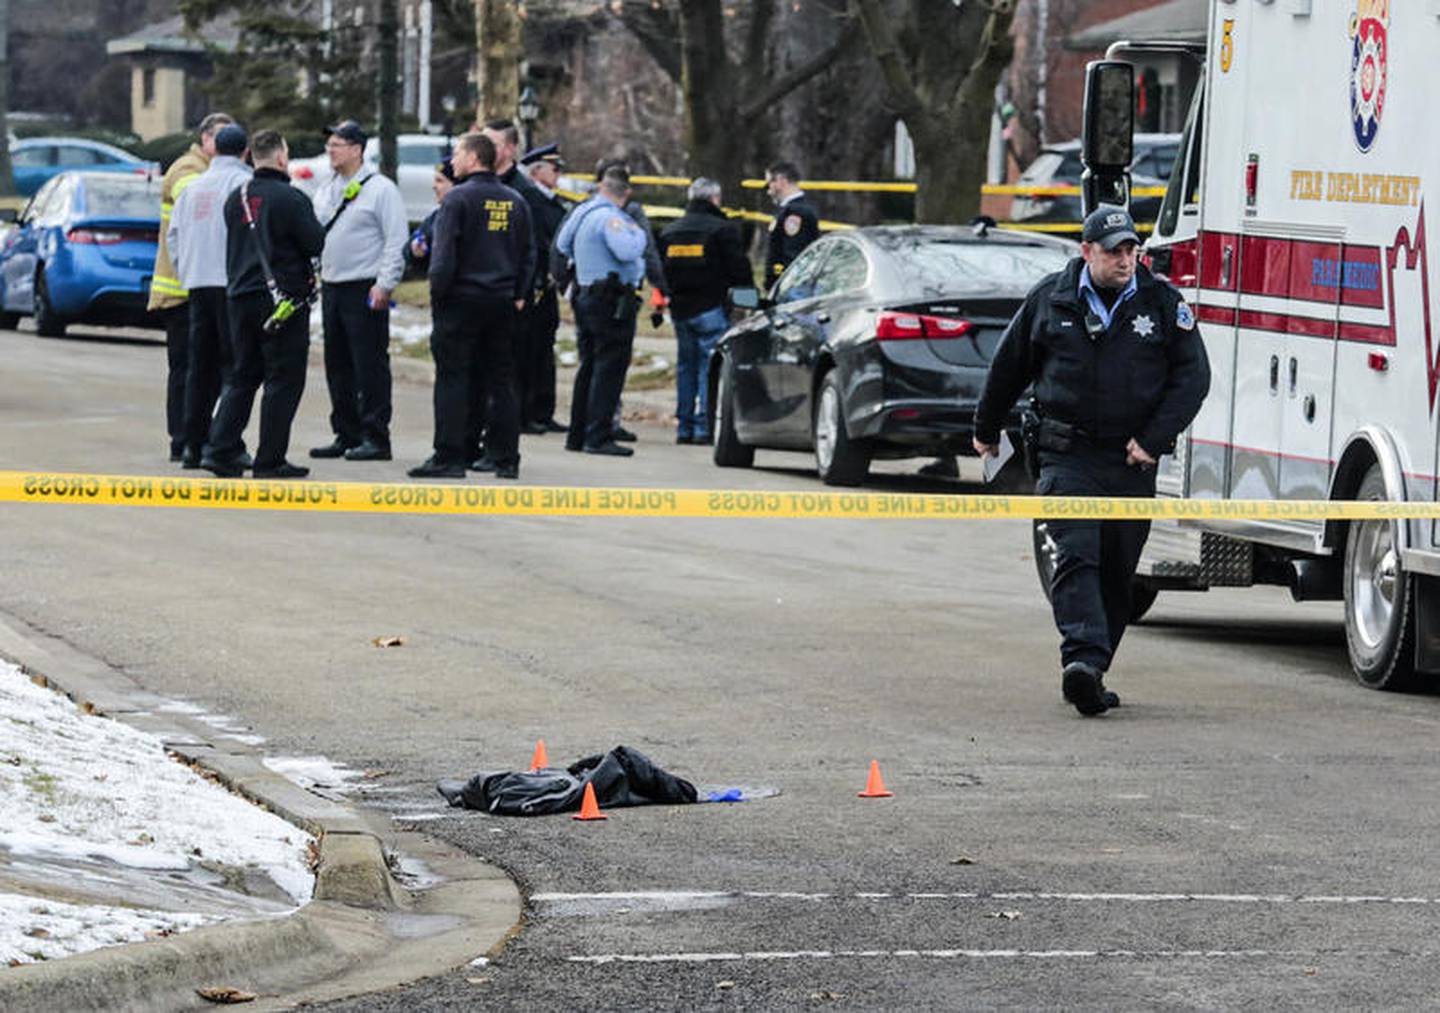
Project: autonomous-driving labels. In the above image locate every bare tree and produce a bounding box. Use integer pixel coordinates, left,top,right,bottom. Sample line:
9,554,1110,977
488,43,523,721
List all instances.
852,0,1017,223
377,0,399,179
474,0,521,123
615,0,858,194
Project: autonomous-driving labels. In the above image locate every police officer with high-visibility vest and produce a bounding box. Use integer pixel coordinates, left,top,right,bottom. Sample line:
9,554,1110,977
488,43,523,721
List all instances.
149,112,234,462
764,160,820,282
973,207,1210,717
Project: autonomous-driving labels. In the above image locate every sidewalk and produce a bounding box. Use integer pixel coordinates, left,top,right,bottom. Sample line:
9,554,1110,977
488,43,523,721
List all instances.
0,660,313,966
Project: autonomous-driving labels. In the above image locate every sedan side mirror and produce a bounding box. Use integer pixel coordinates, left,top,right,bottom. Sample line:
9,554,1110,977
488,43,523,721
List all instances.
729,286,766,310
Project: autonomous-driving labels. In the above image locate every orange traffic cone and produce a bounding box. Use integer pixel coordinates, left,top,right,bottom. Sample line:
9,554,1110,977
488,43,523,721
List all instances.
529,739,550,771
572,781,608,821
858,760,894,798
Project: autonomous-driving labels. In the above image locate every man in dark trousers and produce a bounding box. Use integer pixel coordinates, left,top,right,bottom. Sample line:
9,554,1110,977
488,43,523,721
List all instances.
764,160,820,283
553,166,648,457
658,177,753,444
520,143,572,434
973,206,1210,716
203,131,326,479
410,132,534,480
309,119,409,463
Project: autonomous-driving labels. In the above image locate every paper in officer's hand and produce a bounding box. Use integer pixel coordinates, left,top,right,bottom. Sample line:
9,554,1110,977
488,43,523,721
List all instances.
982,431,1016,484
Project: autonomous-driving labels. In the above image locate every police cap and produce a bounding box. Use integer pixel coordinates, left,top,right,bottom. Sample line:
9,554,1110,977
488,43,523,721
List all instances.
1082,206,1140,250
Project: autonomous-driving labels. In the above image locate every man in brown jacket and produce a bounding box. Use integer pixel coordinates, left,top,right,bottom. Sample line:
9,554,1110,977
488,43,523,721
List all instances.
149,112,233,462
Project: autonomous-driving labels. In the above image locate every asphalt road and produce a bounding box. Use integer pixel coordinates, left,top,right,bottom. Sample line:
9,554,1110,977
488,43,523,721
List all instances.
6,323,1440,1010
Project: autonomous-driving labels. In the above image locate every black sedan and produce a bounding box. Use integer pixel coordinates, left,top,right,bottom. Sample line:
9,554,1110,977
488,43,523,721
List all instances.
709,224,1076,485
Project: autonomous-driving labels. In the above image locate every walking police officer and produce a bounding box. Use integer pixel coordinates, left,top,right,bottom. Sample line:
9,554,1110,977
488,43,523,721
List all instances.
764,160,820,282
973,207,1210,716
658,177,753,444
554,166,647,457
409,133,533,480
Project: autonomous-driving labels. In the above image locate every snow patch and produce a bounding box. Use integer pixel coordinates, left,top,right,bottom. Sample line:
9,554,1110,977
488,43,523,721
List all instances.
262,755,361,794
0,893,215,965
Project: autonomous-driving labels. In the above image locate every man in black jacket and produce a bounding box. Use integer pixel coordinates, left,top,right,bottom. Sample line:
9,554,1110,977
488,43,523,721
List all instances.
410,132,534,480
519,143,572,434
202,130,326,478
973,207,1210,716
658,177,753,443
765,160,820,283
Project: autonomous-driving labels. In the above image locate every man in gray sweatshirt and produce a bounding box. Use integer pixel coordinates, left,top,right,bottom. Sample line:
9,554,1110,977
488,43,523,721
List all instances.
309,119,409,462
167,124,254,468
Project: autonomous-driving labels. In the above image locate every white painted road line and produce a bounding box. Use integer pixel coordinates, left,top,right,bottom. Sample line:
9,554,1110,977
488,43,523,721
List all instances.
531,889,1440,908
567,948,1303,966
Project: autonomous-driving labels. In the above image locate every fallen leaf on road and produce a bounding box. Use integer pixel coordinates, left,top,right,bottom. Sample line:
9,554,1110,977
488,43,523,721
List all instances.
810,990,846,1001
195,987,257,1004
1303,968,1318,976
7,960,20,968
130,832,155,846
372,636,405,648
985,910,1022,920
950,855,976,865
37,814,56,823
24,928,50,939
716,980,737,990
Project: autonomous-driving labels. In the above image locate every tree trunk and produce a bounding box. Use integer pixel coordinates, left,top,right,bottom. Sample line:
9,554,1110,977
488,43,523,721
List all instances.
677,0,743,195
0,0,11,196
910,121,987,224
474,0,520,123
377,0,399,181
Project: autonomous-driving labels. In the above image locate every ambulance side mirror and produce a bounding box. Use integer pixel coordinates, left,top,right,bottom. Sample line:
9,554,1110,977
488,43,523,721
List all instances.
1081,60,1135,218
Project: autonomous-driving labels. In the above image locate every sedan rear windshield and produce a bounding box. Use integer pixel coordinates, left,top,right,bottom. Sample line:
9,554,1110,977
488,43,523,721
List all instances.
81,177,161,219
890,241,1072,291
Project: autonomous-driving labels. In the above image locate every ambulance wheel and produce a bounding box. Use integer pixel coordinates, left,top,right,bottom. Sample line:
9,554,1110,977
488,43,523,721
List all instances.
1343,463,1419,690
1032,520,1159,624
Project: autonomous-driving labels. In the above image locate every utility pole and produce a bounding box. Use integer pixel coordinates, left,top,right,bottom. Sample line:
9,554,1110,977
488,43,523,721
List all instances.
474,0,520,123
0,0,13,196
377,0,399,180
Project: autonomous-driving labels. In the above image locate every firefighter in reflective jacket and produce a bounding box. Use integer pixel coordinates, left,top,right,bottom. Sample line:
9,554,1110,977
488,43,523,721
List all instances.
973,207,1210,717
764,160,820,281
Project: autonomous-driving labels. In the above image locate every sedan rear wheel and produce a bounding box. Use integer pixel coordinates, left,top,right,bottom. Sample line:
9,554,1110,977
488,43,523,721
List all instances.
33,270,65,337
813,370,869,486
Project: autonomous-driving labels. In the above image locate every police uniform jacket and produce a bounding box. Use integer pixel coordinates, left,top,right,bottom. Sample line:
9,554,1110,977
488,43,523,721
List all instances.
223,168,326,299
525,181,570,291
973,259,1210,458
658,199,754,320
499,164,552,290
767,194,820,281
428,171,535,304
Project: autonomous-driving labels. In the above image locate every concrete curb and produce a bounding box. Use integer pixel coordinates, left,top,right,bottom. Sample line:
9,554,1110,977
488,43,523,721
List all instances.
0,612,522,1012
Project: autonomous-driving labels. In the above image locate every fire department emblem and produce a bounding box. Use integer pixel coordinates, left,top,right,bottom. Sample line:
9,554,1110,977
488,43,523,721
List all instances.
1349,4,1389,153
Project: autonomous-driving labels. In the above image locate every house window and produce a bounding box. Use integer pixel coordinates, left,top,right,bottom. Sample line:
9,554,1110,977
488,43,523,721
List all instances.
142,68,156,108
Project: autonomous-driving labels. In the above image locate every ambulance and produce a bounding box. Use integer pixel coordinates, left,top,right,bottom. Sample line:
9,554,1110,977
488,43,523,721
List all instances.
1059,0,1440,689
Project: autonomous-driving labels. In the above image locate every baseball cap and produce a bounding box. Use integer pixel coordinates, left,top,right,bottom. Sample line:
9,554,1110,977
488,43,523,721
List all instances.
213,125,248,157
324,120,368,146
1082,206,1140,250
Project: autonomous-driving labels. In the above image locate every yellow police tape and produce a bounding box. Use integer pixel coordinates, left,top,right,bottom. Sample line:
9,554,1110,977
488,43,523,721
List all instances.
2,471,1437,522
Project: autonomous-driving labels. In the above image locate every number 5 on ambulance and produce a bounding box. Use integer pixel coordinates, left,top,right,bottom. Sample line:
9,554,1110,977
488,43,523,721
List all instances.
1075,1,1440,693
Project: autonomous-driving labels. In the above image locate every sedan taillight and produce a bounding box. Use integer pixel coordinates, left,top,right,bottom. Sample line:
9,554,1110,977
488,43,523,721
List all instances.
874,311,973,341
292,166,314,180
67,229,123,245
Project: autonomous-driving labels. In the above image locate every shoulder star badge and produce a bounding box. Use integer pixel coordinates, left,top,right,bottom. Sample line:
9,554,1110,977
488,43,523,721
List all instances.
1132,315,1155,338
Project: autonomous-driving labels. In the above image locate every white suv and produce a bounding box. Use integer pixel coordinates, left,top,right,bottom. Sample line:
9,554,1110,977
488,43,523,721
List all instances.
289,134,452,223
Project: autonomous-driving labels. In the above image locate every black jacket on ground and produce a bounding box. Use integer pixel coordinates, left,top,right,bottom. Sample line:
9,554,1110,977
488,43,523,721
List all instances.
428,171,534,304
766,196,820,281
973,259,1210,458
658,200,754,319
223,167,326,299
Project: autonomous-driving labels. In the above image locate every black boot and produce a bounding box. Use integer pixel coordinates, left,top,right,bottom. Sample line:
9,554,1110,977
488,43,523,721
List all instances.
1061,662,1109,716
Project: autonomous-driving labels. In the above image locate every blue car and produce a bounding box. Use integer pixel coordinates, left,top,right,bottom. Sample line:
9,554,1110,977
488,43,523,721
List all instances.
0,171,163,336
10,137,157,197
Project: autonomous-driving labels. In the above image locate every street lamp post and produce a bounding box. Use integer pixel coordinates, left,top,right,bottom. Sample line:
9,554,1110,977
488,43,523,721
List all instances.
517,84,540,157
